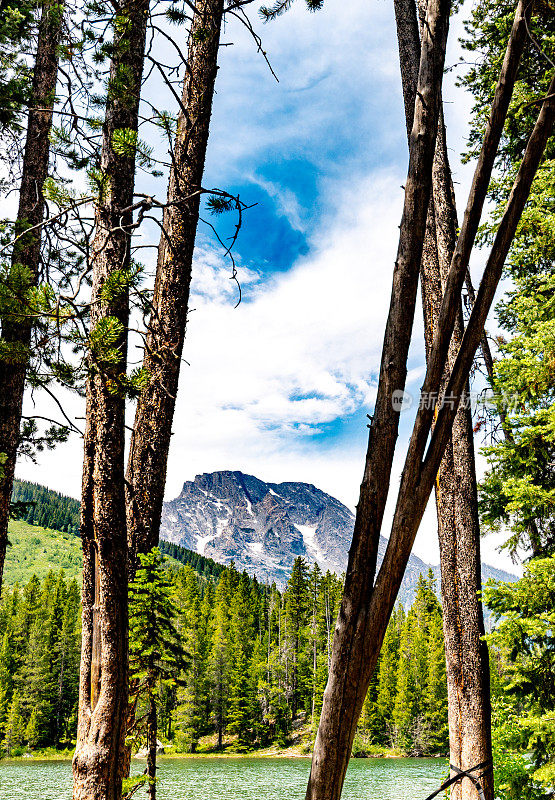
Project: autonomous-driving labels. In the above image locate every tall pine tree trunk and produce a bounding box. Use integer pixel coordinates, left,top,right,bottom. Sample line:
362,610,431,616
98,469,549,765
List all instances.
147,687,157,800
305,2,451,796
126,0,224,567
0,0,63,596
73,3,150,798
432,124,493,800
393,0,494,796
123,0,223,777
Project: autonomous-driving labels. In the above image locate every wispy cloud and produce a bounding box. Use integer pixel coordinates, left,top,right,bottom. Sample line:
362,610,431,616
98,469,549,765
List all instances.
165,168,408,496
247,173,307,233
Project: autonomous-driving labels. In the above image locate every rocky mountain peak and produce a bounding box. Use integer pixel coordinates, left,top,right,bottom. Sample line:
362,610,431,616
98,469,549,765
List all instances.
161,470,353,586
160,470,516,606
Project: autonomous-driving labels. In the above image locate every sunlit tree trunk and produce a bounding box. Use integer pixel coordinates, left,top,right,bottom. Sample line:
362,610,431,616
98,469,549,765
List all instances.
305,2,452,796
122,0,224,780
0,0,63,596
306,1,551,797
126,0,225,568
432,125,493,800
73,3,150,798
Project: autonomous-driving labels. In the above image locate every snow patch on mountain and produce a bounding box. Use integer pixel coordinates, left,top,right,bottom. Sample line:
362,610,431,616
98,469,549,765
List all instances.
196,533,214,555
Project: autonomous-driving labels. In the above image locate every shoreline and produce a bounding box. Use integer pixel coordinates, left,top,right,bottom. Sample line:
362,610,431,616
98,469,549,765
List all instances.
1,749,444,764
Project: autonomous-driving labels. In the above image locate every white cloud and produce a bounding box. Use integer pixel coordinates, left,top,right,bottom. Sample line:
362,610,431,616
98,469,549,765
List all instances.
247,173,307,232
205,0,406,178
18,161,516,569
165,168,403,478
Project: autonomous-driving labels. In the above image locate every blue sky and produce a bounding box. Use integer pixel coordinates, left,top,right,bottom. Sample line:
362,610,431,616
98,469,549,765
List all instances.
18,0,515,568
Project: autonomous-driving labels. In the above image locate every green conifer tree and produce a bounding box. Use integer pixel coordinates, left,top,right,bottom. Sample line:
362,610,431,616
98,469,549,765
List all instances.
393,609,417,752
129,549,187,800
377,605,402,745
25,707,41,749
424,609,448,753
175,566,208,751
359,654,382,746
208,570,233,749
284,557,309,717
3,689,24,756
0,1,33,130
50,578,80,745
0,628,14,739
20,615,52,747
308,562,322,722
411,572,440,750
227,572,256,748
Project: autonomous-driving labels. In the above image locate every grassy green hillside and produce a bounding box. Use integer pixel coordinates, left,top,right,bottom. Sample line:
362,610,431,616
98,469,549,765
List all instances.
3,520,221,587
5,479,233,587
4,519,83,586
11,479,80,532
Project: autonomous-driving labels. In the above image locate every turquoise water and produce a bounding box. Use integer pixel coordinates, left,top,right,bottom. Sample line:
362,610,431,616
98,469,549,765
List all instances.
0,756,447,800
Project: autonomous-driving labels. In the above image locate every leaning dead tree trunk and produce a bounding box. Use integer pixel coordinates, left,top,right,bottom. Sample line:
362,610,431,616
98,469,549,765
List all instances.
126,0,224,566
73,2,150,799
0,0,63,596
394,0,504,796
306,3,553,799
379,69,555,646
306,0,452,796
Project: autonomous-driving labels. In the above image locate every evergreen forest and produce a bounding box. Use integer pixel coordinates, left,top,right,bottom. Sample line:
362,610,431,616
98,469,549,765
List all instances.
11,480,80,534
0,552,451,759
2,533,552,800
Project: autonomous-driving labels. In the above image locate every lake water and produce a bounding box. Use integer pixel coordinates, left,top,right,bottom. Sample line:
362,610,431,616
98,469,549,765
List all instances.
0,756,447,800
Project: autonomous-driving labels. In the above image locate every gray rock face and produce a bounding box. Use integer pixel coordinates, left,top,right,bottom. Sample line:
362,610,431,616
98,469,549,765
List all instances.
160,470,355,586
160,470,516,603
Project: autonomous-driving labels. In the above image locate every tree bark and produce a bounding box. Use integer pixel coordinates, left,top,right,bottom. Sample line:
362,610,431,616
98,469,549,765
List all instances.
72,3,150,799
317,67,553,800
122,0,223,780
418,69,555,509
374,66,555,800
126,0,224,570
432,126,493,800
305,1,452,796
147,687,157,800
0,0,63,596
394,1,493,796
306,3,539,799
363,79,555,730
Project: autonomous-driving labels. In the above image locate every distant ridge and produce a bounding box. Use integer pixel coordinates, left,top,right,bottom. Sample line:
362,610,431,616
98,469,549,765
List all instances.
11,478,80,534
160,469,517,604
